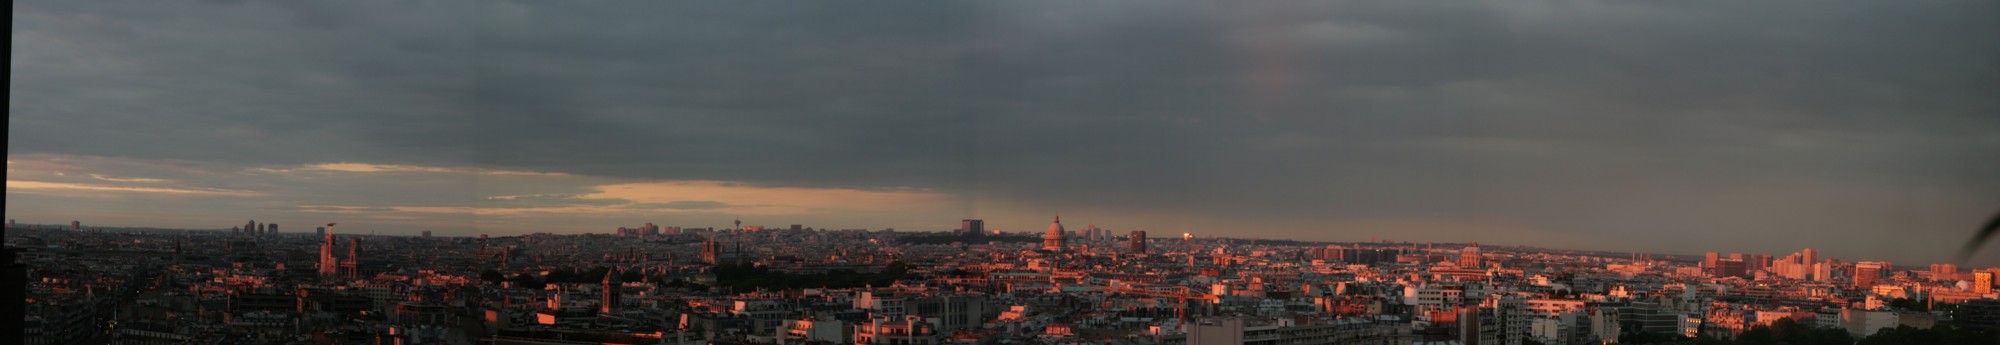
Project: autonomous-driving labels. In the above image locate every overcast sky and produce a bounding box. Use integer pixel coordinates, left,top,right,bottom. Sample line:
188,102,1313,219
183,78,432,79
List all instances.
10,1,1999,265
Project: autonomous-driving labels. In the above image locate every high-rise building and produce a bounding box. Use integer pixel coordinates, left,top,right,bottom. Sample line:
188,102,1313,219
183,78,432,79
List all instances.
319,223,339,279
1974,272,1993,295
69,220,79,232
1704,252,1719,270
422,230,432,239
961,219,984,237
1854,262,1885,289
1129,230,1147,254
1801,248,1817,267
1460,243,1483,268
316,227,327,236
1814,259,1836,282
1932,264,1959,281
267,223,277,235
1042,214,1067,252
1716,259,1748,278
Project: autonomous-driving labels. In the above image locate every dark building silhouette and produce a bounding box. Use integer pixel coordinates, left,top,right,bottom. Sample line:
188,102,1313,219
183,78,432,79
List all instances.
1130,230,1147,254
1,226,26,340
962,219,984,237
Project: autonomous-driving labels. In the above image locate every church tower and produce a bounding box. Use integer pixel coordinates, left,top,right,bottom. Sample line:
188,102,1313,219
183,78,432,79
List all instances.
601,267,622,314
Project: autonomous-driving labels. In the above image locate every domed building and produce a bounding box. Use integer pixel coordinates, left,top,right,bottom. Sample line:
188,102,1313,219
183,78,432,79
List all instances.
1043,214,1067,252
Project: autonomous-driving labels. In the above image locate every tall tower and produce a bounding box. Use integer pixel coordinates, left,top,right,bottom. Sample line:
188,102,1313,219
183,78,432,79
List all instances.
1130,230,1148,254
961,219,984,237
70,220,79,232
342,238,363,279
734,218,742,231
319,223,339,278
1043,214,1067,252
602,268,622,314
1801,248,1817,270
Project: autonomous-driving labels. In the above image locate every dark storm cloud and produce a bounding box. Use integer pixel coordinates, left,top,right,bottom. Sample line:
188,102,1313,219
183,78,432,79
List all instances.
11,1,2000,263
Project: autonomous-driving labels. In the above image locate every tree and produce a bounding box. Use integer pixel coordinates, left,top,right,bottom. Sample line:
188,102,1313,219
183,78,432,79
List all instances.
506,274,545,290
1858,324,2000,345
480,269,505,283
885,261,909,277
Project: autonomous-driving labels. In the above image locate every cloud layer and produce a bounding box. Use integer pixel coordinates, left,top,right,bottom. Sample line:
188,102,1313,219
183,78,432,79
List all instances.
10,1,2000,264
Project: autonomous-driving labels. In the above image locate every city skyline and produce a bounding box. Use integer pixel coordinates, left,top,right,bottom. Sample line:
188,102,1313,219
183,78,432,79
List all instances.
11,1,2000,266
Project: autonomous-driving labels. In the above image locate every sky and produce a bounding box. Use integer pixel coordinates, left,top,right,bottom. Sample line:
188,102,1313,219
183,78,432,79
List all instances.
9,1,2000,265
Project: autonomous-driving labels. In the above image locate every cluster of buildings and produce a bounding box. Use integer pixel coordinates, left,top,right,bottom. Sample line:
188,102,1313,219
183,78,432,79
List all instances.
3,216,1997,345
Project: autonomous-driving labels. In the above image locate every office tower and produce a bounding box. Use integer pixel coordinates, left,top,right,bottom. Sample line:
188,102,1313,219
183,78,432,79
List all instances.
789,224,802,232
1854,262,1884,288
1975,272,1993,294
245,220,257,236
602,268,622,314
267,223,277,235
962,219,984,237
70,220,79,232
422,230,432,239
1748,254,1768,272
1716,259,1748,278
319,223,339,278
1932,264,1959,281
1801,248,1816,266
1460,243,1483,268
1130,230,1147,254
316,227,326,236
1704,252,1719,269
1043,214,1067,252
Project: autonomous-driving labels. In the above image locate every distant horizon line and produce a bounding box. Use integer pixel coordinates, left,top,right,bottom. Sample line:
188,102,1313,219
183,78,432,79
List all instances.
15,221,1923,266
